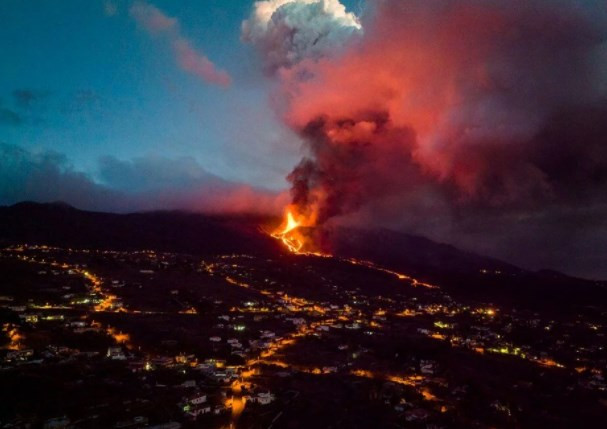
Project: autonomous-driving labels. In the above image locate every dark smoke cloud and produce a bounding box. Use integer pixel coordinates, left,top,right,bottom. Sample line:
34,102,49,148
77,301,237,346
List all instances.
0,108,23,126
288,111,420,223
12,89,50,108
256,0,607,277
0,143,286,214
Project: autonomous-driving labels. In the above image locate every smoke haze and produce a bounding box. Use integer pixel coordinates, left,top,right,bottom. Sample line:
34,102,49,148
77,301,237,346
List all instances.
245,0,607,278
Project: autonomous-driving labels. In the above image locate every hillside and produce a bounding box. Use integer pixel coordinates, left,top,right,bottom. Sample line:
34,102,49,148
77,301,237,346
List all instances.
1,202,605,310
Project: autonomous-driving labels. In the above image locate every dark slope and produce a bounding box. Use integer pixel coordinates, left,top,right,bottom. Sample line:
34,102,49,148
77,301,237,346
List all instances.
1,202,605,310
0,202,280,257
324,227,607,310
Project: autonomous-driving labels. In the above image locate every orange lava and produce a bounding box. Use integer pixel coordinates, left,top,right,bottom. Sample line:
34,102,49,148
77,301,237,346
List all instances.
271,209,306,253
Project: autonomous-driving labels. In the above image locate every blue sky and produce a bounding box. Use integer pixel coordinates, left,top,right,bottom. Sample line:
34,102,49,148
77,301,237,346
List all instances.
0,0,349,190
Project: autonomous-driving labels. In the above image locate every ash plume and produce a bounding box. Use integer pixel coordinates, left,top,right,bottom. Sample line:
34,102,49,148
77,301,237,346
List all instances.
242,0,362,73
281,1,607,215
250,0,607,276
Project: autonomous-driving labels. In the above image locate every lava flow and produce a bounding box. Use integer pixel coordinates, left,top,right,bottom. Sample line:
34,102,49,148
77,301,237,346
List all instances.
270,208,437,287
271,209,305,253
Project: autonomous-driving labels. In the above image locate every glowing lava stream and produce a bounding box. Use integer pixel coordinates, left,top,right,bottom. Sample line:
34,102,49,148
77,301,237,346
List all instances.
270,210,436,288
271,210,305,253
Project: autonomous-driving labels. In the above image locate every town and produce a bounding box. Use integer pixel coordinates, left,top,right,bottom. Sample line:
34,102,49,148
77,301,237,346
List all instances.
1,244,606,428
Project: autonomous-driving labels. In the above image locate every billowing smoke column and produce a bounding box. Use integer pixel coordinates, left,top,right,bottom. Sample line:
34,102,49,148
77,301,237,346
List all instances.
287,112,418,225
242,0,362,73
245,0,607,265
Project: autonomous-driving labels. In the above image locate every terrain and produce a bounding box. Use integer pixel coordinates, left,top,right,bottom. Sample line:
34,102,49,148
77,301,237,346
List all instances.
0,202,605,428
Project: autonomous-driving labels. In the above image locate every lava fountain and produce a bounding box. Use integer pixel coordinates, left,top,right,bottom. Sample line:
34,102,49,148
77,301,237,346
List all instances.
271,209,305,253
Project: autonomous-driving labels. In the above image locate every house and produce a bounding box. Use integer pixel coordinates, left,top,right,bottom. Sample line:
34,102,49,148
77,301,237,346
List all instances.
198,358,226,372
420,360,436,375
43,314,65,321
213,405,228,415
227,339,243,349
74,326,100,334
19,313,39,323
152,356,174,367
212,372,233,384
256,392,275,405
405,408,429,422
196,362,213,372
43,417,70,429
175,354,195,365
127,361,148,372
184,405,211,418
187,394,207,405
5,349,34,362
106,347,126,360
48,345,72,355
108,300,124,310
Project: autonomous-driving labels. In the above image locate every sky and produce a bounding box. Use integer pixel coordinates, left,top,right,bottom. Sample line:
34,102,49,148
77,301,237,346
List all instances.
0,0,316,190
1,0,607,279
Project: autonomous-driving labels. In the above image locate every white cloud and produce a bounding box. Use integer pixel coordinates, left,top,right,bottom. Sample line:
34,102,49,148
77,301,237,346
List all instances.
242,0,362,72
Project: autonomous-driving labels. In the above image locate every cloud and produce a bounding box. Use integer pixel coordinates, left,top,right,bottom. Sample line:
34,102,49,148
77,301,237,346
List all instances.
0,144,119,210
130,1,176,33
97,154,224,193
103,1,118,17
280,0,607,217
96,154,286,213
130,1,231,87
242,0,362,73
0,108,23,126
60,90,103,115
0,143,286,215
173,39,232,87
12,89,50,108
255,0,607,277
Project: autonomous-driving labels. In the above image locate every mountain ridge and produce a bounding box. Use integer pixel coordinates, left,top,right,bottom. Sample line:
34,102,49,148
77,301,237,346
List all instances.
1,201,605,311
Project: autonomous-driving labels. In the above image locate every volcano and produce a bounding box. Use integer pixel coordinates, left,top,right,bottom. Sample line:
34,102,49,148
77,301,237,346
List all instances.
1,201,607,428
1,201,605,311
